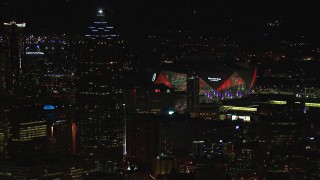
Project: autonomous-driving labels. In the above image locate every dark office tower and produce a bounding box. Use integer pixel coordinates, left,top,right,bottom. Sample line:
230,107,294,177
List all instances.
42,100,77,156
44,105,76,156
0,36,7,95
187,73,199,113
2,22,26,96
0,102,10,159
49,120,72,155
257,103,308,179
77,9,126,163
8,100,47,159
126,115,160,163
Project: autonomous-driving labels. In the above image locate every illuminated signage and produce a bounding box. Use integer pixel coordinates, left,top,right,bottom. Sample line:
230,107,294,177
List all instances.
16,23,26,28
163,60,173,64
26,52,44,55
208,77,221,82
232,115,251,122
43,105,55,110
56,120,66,123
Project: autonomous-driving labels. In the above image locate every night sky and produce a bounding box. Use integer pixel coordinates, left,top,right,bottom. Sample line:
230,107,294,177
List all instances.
1,0,319,36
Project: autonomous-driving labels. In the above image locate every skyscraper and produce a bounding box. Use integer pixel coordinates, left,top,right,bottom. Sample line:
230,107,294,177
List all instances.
2,21,26,96
8,99,47,159
85,9,119,40
76,9,126,164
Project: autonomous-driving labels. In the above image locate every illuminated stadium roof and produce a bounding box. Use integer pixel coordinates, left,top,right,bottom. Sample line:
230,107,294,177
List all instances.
154,70,187,91
154,60,257,92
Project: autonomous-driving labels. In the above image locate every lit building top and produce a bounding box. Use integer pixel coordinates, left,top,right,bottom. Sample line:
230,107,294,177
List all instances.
86,9,119,40
4,21,26,28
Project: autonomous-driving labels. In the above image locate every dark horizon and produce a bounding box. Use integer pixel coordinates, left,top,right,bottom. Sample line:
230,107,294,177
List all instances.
1,0,320,38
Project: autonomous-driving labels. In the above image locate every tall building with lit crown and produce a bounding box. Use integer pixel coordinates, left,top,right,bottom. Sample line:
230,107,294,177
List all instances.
76,9,127,164
2,21,26,96
85,9,119,40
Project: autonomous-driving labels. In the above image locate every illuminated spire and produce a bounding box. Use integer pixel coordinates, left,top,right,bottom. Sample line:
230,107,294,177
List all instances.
97,9,105,17
86,9,119,40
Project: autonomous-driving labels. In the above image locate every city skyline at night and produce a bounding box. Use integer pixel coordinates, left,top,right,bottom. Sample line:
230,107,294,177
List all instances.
1,1,320,179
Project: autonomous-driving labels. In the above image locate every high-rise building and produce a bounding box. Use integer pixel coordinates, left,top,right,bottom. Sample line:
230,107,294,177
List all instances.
0,101,10,159
44,103,77,156
85,9,119,40
153,154,177,177
2,21,26,96
8,99,47,159
0,36,7,95
126,114,160,163
76,9,127,163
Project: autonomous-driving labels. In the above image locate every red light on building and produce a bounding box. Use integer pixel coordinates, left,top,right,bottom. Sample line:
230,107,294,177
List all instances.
155,89,161,93
71,122,77,155
217,72,245,91
250,68,257,89
51,126,54,153
154,72,172,88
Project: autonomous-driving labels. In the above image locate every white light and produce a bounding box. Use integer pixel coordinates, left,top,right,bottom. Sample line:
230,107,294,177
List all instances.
236,125,240,129
168,111,174,115
208,77,221,82
4,22,26,27
26,52,44,55
231,115,251,122
98,9,103,14
16,23,26,27
152,73,157,82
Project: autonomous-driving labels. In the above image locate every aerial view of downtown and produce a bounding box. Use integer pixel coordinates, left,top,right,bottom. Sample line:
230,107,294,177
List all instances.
1,0,320,179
